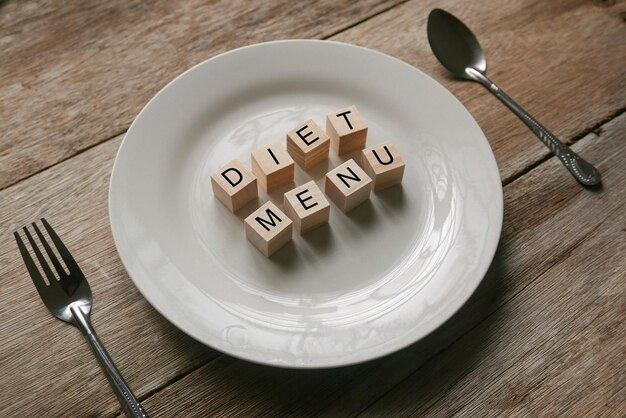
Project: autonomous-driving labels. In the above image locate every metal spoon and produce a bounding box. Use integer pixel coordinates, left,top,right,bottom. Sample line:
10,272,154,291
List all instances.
427,8,601,186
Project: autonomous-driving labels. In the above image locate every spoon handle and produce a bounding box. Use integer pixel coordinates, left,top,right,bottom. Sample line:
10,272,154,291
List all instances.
470,71,601,186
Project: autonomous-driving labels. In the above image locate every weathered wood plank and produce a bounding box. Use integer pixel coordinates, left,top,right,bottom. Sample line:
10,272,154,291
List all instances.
126,114,626,416
2,0,625,189
360,208,625,417
317,112,626,418
0,1,624,416
453,250,625,418
331,0,626,182
0,0,404,189
0,134,222,417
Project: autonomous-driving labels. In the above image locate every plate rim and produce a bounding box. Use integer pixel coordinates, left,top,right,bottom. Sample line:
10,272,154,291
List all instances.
109,39,503,368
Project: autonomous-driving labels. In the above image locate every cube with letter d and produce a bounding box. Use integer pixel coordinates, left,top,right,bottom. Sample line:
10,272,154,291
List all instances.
210,159,258,212
245,201,293,257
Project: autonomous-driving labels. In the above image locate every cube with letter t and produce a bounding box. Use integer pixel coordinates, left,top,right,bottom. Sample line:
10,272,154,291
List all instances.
245,201,293,257
284,181,330,234
210,159,258,212
324,159,372,213
326,105,368,155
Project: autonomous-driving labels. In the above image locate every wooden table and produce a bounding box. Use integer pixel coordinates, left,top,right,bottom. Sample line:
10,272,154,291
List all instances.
1,1,624,416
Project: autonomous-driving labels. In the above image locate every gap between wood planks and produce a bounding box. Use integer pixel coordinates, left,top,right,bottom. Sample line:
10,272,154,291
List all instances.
3,105,622,198
0,1,621,194
105,110,624,418
500,106,625,185
350,212,617,418
0,129,126,193
445,300,610,417
321,0,411,40
414,216,615,418
103,356,213,418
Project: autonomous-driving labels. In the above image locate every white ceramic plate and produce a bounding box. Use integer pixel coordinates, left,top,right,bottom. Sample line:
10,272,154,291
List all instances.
109,40,502,368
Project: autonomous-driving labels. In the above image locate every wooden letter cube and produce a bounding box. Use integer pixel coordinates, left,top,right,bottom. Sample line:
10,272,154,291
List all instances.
324,159,372,213
284,181,330,234
251,141,295,192
286,119,330,170
361,142,405,191
244,201,293,257
210,159,258,212
326,105,368,155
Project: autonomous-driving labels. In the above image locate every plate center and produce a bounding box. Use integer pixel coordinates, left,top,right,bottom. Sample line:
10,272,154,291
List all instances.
186,103,431,307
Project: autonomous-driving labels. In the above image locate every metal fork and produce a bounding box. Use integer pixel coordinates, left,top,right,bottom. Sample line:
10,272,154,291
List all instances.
14,218,148,418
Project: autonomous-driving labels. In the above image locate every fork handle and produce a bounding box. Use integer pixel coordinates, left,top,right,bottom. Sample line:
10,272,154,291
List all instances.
71,305,149,418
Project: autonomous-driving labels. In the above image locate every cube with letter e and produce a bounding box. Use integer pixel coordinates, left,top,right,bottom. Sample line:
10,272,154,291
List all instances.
286,119,330,170
244,201,293,257
210,159,258,212
284,181,330,234
324,159,372,213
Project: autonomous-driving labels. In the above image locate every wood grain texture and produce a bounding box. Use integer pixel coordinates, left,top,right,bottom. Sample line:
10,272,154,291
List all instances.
360,202,625,416
0,134,220,417
0,0,404,189
332,0,626,182
122,114,626,417
325,112,626,418
2,0,625,189
359,232,625,417
0,1,625,416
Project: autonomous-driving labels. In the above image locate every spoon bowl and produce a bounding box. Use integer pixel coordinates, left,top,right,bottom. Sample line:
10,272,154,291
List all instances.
427,9,486,80
426,8,601,187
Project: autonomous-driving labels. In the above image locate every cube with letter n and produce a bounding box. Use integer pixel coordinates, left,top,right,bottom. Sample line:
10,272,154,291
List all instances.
324,159,372,213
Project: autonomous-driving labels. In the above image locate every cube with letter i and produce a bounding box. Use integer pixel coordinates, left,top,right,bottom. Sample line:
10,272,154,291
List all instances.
244,201,293,257
324,159,373,213
210,159,258,212
284,181,330,234
360,142,405,191
251,141,295,192
286,119,330,170
326,105,368,155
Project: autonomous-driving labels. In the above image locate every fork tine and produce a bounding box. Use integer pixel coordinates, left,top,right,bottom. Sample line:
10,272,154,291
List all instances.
40,218,83,295
14,231,48,294
40,218,83,275
23,226,58,285
32,222,67,279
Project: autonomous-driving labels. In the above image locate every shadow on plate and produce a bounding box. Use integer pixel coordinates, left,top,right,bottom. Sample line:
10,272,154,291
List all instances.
375,184,407,216
267,240,300,271
167,248,507,415
300,223,334,256
344,199,379,231
144,245,506,417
